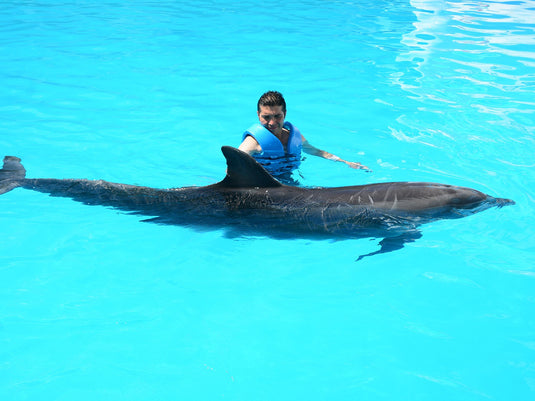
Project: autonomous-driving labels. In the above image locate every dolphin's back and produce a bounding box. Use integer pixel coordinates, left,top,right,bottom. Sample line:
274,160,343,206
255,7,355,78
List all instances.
214,146,511,211
306,181,514,215
347,181,487,211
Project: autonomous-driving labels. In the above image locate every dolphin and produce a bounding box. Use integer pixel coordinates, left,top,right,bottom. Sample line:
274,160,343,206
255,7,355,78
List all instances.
0,146,514,259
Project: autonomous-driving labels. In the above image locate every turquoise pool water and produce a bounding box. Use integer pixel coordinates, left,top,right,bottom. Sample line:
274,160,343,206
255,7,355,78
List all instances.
1,0,534,400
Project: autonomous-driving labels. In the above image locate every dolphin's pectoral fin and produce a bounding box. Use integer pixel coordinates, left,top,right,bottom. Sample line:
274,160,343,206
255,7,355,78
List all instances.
356,230,423,261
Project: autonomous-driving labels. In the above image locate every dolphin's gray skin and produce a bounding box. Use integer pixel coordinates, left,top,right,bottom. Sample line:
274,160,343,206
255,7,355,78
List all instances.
0,146,514,259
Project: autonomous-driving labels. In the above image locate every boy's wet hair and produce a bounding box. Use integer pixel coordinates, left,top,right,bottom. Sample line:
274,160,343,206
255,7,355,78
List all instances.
257,91,286,113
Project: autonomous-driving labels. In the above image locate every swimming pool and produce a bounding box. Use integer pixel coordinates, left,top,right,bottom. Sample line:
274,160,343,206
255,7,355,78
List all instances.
1,0,534,400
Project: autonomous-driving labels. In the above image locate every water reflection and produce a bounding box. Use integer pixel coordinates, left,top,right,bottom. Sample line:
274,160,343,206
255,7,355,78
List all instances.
388,0,535,173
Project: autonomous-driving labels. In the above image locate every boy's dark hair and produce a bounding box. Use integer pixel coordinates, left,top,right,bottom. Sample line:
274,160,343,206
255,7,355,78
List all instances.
257,91,286,113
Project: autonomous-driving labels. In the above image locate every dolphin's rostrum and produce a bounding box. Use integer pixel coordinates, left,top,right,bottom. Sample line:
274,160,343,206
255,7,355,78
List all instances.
0,146,514,259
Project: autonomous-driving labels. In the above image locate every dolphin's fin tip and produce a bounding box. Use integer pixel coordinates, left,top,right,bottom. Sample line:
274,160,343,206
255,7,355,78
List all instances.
356,230,423,261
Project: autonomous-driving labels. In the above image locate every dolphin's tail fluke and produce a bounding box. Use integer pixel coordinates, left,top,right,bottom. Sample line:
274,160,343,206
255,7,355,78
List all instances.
0,156,26,195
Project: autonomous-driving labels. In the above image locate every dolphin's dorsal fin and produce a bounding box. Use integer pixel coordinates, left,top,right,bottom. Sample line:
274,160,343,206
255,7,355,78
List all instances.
219,146,282,188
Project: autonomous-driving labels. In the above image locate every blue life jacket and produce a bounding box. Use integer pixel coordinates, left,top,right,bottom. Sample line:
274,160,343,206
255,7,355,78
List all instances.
242,121,302,176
